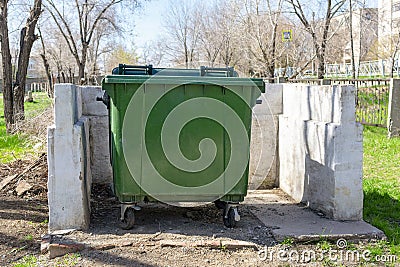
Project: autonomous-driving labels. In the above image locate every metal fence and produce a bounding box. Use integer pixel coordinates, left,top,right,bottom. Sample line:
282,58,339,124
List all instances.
325,59,400,78
288,78,390,127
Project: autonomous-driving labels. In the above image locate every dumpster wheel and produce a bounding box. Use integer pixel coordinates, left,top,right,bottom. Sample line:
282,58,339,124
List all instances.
223,205,240,228
120,207,135,230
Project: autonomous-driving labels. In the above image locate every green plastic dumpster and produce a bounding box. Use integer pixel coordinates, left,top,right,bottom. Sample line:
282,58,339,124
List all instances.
101,65,264,229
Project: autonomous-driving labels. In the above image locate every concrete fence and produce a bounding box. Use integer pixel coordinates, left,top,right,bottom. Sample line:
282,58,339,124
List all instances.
278,84,363,220
47,84,111,230
288,78,400,137
47,82,364,231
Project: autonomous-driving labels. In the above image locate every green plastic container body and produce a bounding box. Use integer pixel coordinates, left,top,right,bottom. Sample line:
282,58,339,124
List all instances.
102,75,264,204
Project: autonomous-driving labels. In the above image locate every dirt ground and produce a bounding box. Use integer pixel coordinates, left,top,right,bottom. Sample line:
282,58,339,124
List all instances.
0,157,395,267
0,182,276,266
0,156,278,267
0,194,48,266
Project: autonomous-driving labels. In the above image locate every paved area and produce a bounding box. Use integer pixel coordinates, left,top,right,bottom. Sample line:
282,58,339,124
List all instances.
245,190,385,242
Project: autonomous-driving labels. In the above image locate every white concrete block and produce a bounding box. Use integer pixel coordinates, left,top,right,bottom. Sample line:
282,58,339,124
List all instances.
76,86,82,120
48,84,91,231
333,169,363,220
337,85,357,124
54,84,78,132
308,85,340,123
76,117,92,210
332,125,363,220
89,116,112,184
282,84,311,120
81,86,108,116
278,116,306,202
278,83,363,221
249,114,278,189
48,119,91,231
282,84,357,124
304,121,337,218
261,84,283,115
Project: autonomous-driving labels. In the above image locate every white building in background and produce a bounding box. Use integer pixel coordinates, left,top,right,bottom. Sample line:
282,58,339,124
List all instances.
378,0,400,52
341,8,378,63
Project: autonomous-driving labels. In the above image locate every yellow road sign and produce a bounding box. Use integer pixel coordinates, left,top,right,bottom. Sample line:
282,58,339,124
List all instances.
282,30,292,42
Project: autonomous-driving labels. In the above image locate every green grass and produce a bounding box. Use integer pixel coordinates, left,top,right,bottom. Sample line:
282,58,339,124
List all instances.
280,237,294,246
12,255,38,267
363,126,400,256
0,92,52,163
357,90,389,106
23,234,33,241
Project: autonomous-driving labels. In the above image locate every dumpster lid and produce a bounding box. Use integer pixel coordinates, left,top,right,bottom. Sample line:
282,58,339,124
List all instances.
112,64,239,77
102,75,264,89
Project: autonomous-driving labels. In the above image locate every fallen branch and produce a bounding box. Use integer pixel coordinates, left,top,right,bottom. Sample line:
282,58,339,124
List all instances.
0,153,46,191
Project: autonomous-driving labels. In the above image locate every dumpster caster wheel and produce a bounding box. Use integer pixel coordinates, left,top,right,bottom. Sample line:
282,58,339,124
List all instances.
223,206,240,228
214,200,226,210
120,208,135,230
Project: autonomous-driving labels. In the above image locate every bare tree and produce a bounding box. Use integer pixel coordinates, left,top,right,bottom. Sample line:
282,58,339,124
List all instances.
0,0,14,132
162,0,202,68
44,0,138,81
243,0,284,78
140,40,165,66
348,0,356,78
37,25,53,97
197,3,224,67
13,0,42,121
195,0,242,69
105,44,138,72
0,0,42,131
387,22,400,78
217,1,241,67
287,27,317,78
286,0,346,79
87,17,119,76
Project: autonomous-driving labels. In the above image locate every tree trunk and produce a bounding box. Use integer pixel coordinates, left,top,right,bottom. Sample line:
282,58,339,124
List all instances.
78,63,85,83
317,56,325,79
13,0,42,122
316,24,330,79
267,23,278,79
184,42,189,69
40,54,53,97
349,0,356,79
78,43,88,82
14,28,27,121
390,56,395,78
38,26,53,97
0,0,13,133
314,42,324,79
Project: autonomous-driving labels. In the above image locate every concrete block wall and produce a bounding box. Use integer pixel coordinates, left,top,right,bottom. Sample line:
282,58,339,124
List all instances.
80,87,112,184
48,82,364,230
47,85,91,231
249,84,283,189
278,84,363,220
47,84,111,231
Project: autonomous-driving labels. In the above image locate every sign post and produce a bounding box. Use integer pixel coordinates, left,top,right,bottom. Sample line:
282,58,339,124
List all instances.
282,30,292,77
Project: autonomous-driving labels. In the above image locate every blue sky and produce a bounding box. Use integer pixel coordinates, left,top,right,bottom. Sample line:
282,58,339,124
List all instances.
133,0,169,49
